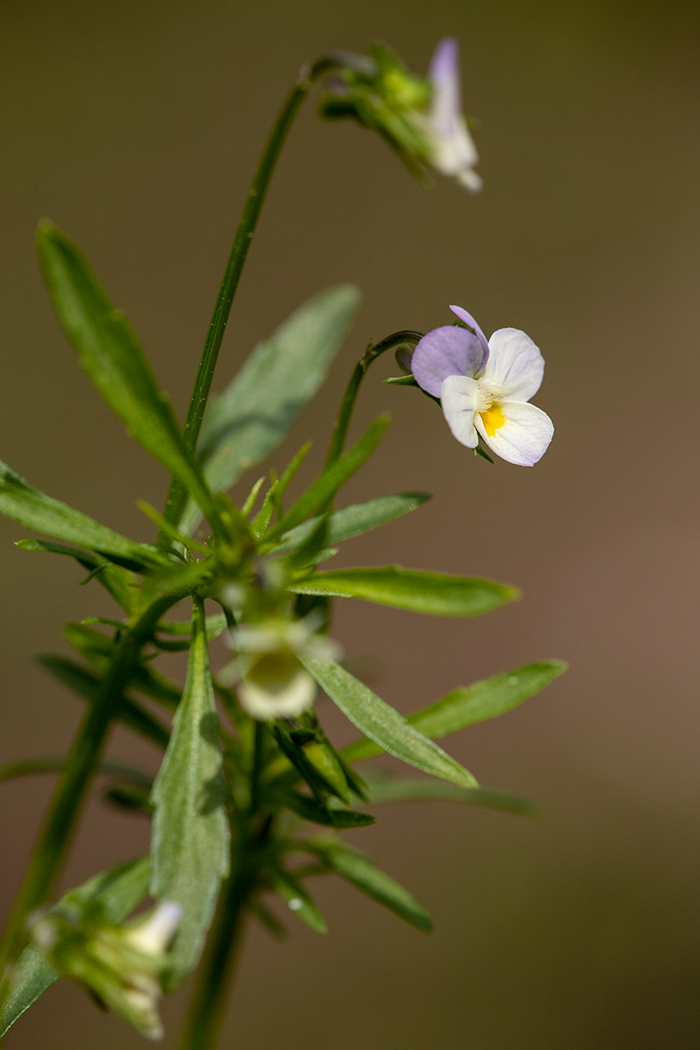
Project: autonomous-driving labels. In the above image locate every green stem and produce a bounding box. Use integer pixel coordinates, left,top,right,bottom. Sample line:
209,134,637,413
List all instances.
179,724,268,1050
0,591,183,993
162,57,339,539
177,846,255,1050
325,329,423,469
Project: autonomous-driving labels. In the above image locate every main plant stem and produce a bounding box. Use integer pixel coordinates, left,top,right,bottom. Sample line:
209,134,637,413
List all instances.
179,724,267,1050
162,58,339,537
0,592,182,995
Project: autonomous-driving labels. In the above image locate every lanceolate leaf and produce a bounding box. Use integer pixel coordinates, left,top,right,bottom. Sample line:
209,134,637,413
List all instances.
289,566,517,617
269,492,431,555
271,866,327,934
360,771,537,816
300,655,478,789
150,600,230,990
37,223,212,514
178,285,361,534
0,857,149,1038
342,661,567,763
307,841,432,932
267,414,390,540
0,461,165,571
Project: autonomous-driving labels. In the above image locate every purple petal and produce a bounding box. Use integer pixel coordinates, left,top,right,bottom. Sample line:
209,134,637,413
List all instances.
429,37,460,98
449,305,490,361
412,325,487,397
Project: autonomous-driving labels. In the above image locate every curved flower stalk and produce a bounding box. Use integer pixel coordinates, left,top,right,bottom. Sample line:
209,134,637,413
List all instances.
411,305,554,465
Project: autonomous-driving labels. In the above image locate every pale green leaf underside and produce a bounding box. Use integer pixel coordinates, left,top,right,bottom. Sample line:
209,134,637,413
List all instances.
310,842,432,932
149,602,230,991
180,284,361,534
270,492,430,555
0,857,149,1038
288,565,518,617
301,655,478,789
0,460,164,569
37,222,210,512
342,661,567,763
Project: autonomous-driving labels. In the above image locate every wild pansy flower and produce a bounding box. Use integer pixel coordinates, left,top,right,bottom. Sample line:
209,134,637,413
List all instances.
222,618,341,721
320,37,481,192
411,305,554,466
31,901,181,1040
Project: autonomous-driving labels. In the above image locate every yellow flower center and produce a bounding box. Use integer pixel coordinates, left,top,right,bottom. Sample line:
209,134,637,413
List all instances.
480,402,506,437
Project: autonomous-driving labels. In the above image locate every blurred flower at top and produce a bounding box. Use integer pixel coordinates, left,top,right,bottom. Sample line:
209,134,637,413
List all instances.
31,900,181,1040
320,37,481,191
411,305,554,465
221,617,342,721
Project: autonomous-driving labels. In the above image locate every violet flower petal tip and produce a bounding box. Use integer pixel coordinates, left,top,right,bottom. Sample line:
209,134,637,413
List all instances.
412,325,487,397
448,305,490,359
430,37,460,82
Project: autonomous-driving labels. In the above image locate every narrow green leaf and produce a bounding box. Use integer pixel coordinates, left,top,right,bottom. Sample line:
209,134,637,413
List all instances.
267,414,390,541
37,222,212,513
177,286,361,535
150,600,230,990
16,539,137,611
308,841,432,932
36,654,170,750
271,866,327,934
0,857,149,1038
301,655,478,789
0,460,165,570
282,791,376,829
289,566,517,617
269,492,431,555
359,771,537,816
0,757,153,789
249,899,287,940
342,661,567,763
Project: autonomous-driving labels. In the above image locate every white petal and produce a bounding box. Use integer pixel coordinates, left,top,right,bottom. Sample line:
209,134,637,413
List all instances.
440,375,479,448
476,401,553,466
125,902,182,956
480,328,544,402
239,666,316,720
425,38,481,191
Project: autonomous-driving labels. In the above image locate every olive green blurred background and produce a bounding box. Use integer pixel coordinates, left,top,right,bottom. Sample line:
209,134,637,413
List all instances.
2,0,700,1046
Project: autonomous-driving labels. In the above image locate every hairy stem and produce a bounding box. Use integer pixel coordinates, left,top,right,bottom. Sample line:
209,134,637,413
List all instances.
0,591,183,995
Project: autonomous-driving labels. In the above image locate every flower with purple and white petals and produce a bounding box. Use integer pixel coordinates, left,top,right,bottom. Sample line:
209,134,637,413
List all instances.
412,305,554,466
418,38,482,192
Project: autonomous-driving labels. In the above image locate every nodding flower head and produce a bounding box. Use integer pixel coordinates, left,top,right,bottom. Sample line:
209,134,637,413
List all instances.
320,37,481,192
411,305,554,466
31,900,181,1040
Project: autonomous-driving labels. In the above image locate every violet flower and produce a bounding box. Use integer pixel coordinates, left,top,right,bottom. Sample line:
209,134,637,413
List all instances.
412,305,554,466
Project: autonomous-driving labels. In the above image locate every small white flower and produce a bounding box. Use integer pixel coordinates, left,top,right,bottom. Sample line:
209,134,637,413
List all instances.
31,901,181,1041
412,304,554,466
420,38,482,192
224,618,341,721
